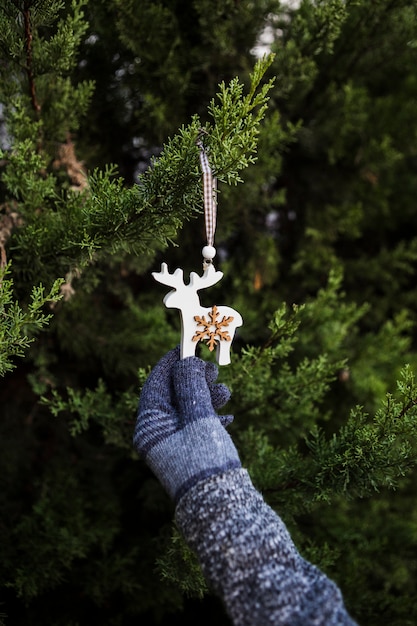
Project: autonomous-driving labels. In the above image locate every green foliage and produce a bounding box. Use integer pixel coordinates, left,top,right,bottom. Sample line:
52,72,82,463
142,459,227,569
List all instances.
156,526,208,599
112,0,276,141
2,0,417,625
0,0,93,140
225,284,417,514
7,469,117,600
42,377,138,450
0,265,62,375
208,58,275,183
2,56,273,288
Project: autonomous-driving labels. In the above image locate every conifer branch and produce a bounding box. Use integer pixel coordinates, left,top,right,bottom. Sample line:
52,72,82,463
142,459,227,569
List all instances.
396,397,417,420
22,3,41,116
0,205,22,272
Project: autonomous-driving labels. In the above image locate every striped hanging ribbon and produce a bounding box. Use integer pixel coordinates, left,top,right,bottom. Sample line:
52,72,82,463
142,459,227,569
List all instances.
197,139,217,248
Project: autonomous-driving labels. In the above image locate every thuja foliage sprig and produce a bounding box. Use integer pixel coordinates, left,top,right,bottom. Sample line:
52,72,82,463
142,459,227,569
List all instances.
0,0,93,131
0,265,63,376
43,377,139,452
218,270,417,517
7,55,275,286
134,54,275,230
238,365,417,517
207,55,276,183
155,526,208,600
306,365,417,497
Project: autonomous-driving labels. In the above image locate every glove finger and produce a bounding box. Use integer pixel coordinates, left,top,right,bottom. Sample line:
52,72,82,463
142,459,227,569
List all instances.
173,356,215,424
219,413,234,428
205,361,219,386
209,382,231,410
147,346,180,385
205,361,231,409
139,346,180,412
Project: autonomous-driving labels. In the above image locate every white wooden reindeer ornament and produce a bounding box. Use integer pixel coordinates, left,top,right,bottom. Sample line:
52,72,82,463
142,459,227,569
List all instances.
153,261,243,365
153,136,243,365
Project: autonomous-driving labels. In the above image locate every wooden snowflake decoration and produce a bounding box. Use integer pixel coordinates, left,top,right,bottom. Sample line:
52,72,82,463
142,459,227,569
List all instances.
193,305,234,352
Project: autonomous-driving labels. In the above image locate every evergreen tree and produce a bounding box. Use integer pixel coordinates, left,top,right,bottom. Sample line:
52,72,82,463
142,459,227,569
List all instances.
1,1,417,625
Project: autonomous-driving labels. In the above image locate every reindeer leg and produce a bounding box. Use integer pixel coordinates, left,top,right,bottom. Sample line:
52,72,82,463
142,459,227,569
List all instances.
180,312,198,359
216,341,231,366
180,338,197,359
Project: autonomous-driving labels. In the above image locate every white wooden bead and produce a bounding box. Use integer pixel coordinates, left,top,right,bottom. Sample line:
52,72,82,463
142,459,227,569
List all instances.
202,245,216,260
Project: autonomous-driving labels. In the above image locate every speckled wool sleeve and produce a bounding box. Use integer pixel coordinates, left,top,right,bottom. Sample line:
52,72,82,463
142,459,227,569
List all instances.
175,468,358,626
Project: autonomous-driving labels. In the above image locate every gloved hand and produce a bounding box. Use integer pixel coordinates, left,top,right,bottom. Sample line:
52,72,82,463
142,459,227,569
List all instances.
134,347,241,502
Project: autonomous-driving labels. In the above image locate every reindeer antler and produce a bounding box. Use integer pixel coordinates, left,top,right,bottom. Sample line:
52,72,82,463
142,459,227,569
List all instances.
152,263,184,288
189,264,223,290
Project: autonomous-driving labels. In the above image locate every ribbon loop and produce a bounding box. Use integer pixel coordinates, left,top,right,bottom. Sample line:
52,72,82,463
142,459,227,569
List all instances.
197,139,217,248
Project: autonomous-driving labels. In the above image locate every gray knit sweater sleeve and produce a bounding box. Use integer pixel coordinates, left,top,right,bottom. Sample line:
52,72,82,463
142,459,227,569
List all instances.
175,468,358,626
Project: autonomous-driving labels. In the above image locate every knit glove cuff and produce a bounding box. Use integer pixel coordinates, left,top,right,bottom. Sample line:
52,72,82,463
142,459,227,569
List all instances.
146,417,241,502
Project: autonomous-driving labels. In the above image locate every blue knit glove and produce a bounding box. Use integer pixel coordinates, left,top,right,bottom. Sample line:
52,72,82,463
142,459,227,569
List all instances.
134,347,241,502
